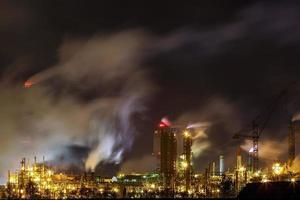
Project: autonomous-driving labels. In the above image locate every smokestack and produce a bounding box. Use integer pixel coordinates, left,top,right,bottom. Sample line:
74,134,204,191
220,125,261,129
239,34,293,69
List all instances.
7,170,10,184
288,120,296,167
236,147,242,170
159,120,177,192
212,162,216,176
219,155,224,175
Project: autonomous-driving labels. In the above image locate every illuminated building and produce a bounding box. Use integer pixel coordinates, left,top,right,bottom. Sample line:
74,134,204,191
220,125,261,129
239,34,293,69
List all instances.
157,118,177,192
2,121,300,199
5,157,119,199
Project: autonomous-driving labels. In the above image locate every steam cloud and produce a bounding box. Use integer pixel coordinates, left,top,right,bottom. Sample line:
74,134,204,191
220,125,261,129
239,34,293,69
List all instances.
292,113,300,122
188,123,210,157
2,1,300,181
176,97,243,159
241,139,287,161
0,30,155,182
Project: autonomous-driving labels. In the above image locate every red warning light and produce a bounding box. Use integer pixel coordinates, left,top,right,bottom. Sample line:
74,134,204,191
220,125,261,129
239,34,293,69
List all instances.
158,117,171,128
159,122,167,127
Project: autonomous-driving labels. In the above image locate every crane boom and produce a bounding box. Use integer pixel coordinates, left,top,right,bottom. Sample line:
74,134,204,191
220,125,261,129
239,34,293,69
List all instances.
233,81,297,172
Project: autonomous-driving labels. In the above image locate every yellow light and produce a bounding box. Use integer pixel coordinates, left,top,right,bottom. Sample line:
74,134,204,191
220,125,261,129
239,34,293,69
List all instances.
254,170,261,177
239,166,246,171
47,170,53,176
9,177,16,183
182,161,188,169
183,131,190,138
272,162,283,175
262,178,269,183
150,184,155,189
113,187,119,193
34,176,40,182
117,173,124,178
291,178,296,183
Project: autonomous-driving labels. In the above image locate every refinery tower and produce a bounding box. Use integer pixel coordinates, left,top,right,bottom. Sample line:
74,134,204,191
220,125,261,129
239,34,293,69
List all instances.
153,118,177,192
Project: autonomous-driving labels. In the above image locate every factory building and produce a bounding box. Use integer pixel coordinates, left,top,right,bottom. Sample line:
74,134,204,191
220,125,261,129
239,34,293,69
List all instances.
160,124,177,191
2,119,299,199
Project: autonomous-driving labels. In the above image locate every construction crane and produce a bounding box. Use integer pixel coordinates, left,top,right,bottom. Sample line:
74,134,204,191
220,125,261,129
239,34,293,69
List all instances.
233,81,297,172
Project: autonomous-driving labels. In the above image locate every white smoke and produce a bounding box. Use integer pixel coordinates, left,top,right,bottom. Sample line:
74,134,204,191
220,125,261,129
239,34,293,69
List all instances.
176,97,243,159
241,138,287,161
0,30,155,182
292,113,300,122
188,123,211,157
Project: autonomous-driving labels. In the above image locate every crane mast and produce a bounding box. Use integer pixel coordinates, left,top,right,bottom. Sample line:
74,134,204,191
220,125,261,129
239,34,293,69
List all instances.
233,81,297,173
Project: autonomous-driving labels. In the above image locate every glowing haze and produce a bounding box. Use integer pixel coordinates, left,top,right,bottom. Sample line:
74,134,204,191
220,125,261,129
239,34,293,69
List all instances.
0,30,155,182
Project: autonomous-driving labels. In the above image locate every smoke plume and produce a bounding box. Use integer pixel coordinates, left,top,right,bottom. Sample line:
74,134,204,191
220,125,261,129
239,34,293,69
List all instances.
241,139,287,161
292,113,300,122
0,30,155,182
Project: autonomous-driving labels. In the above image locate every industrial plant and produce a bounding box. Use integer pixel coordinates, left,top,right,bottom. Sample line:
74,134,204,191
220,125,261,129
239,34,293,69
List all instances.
0,115,298,199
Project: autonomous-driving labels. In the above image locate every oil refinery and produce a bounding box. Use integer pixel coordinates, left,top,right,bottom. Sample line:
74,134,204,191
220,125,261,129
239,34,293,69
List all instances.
0,117,298,199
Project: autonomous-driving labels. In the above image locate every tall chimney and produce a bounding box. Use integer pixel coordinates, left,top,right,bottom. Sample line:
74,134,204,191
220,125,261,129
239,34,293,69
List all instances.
212,162,216,176
288,120,296,167
219,155,224,175
236,147,242,170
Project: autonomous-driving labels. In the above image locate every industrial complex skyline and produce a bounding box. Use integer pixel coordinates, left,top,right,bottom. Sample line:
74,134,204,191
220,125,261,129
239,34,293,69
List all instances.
0,0,300,198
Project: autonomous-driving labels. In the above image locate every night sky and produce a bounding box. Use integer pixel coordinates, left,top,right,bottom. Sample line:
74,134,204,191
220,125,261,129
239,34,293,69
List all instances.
1,0,300,180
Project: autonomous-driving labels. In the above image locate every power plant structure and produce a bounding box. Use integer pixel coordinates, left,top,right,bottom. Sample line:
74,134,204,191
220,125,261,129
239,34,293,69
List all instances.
1,114,299,199
153,118,177,193
160,125,177,192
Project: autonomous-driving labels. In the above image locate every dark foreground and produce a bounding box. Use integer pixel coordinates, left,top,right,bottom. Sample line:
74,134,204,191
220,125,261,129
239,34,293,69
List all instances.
237,181,300,200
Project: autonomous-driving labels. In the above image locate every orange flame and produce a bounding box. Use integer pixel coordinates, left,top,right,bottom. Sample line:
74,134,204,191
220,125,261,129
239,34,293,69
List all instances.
24,80,34,88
